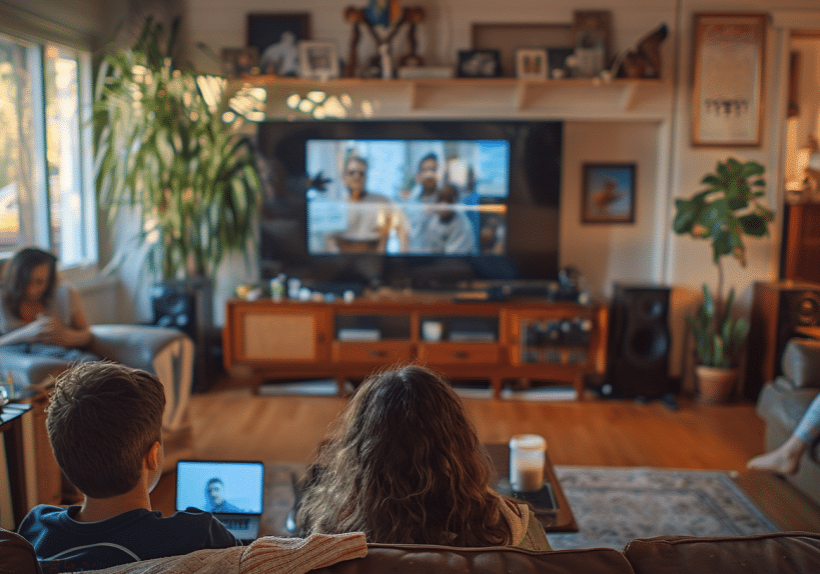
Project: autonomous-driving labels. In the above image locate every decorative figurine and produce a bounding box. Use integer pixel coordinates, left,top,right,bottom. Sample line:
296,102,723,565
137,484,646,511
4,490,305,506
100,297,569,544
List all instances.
344,3,425,78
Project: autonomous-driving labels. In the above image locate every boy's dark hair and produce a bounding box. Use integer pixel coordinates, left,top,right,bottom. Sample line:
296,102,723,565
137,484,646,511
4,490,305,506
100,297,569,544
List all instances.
46,362,165,498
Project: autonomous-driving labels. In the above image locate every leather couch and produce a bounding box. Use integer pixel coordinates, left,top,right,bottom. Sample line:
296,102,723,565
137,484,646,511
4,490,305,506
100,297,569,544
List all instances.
755,337,820,506
4,531,820,574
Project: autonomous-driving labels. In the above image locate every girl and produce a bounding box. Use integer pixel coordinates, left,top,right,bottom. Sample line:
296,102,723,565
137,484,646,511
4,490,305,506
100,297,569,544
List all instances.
297,364,551,549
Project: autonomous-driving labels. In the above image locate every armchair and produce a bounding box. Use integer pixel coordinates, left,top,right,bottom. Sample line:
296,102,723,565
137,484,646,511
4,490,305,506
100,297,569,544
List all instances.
754,337,820,505
0,324,195,471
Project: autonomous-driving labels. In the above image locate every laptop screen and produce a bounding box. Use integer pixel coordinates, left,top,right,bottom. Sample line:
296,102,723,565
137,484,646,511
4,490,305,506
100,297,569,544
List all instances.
176,461,264,515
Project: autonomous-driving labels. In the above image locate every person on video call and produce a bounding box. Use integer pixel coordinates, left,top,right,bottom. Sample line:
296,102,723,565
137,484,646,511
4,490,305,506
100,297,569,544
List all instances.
423,184,478,254
401,152,442,251
327,156,406,253
205,478,242,513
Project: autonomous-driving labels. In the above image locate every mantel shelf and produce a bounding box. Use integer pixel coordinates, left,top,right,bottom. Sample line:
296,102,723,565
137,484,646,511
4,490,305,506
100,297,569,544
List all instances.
225,75,671,121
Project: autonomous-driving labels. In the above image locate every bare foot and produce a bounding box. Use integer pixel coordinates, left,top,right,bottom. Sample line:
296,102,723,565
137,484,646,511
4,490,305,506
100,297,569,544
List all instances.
746,435,807,475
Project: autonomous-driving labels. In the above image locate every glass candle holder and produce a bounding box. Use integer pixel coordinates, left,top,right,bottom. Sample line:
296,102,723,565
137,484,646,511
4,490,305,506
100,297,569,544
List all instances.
509,434,546,492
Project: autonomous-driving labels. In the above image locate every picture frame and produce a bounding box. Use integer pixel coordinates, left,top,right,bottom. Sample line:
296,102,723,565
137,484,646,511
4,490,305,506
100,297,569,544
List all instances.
515,48,549,79
247,13,311,77
457,49,502,78
691,13,767,147
581,163,636,224
298,40,340,80
472,23,573,77
221,47,259,78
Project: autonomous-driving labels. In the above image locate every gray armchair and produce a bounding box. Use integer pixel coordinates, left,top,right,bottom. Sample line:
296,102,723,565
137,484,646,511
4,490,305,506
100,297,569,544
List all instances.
755,337,820,505
0,324,195,470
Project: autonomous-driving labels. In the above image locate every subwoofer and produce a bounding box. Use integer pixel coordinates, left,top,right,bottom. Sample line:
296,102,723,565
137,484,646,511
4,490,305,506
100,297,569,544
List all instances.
743,280,820,401
603,284,673,398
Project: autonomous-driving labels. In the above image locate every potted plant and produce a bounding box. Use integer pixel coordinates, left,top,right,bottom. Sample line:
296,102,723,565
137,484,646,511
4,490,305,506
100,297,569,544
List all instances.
672,157,774,402
94,16,260,283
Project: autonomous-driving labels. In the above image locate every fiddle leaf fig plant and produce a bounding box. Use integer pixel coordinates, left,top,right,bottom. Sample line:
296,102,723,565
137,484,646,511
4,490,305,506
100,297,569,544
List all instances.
673,157,774,368
94,17,260,281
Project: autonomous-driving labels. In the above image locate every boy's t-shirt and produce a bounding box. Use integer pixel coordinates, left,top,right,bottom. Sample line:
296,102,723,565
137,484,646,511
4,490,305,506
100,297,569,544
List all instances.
18,504,241,571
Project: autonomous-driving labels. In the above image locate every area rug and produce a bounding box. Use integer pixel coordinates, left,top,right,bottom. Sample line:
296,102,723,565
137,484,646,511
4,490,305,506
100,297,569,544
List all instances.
259,464,781,550
547,466,781,550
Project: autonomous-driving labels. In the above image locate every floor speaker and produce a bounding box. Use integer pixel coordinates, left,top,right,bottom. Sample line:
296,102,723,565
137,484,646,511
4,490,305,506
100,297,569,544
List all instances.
744,280,820,401
151,279,215,390
603,284,673,398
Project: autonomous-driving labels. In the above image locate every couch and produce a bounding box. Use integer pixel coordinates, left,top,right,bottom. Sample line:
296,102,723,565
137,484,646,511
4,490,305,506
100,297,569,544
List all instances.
3,529,820,574
755,337,820,505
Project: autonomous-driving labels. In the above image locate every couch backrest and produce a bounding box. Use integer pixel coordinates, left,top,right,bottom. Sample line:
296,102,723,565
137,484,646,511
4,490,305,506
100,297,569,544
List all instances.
0,527,44,574
623,532,820,574
310,543,636,574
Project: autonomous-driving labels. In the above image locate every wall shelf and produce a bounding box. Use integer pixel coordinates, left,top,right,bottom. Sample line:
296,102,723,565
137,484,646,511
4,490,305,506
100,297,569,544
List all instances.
224,76,671,121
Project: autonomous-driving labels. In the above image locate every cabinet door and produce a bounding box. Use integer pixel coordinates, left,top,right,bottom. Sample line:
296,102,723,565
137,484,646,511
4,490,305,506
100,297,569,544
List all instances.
227,303,332,364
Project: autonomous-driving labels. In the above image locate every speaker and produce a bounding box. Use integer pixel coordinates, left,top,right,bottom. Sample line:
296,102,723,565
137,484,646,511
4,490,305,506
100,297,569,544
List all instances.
743,280,820,401
151,279,215,390
603,284,673,398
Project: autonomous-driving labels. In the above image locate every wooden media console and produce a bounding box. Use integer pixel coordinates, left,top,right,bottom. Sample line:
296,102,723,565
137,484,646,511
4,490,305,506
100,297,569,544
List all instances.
223,295,607,400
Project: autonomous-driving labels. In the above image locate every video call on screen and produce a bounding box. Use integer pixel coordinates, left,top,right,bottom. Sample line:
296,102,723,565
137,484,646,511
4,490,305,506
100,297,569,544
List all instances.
305,139,510,256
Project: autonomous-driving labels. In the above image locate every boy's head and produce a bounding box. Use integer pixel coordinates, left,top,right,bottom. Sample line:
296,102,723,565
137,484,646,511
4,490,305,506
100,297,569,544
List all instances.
46,362,165,499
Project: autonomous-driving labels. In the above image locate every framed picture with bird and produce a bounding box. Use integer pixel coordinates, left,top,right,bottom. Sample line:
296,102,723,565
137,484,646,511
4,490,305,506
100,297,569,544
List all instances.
581,163,636,224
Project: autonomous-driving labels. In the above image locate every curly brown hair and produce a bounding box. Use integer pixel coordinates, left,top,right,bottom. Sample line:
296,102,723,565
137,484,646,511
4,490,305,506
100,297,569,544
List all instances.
1,247,58,317
297,364,510,546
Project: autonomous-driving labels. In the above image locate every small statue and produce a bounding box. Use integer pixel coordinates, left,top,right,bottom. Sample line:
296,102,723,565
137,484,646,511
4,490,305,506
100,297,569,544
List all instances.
613,23,668,79
344,4,425,78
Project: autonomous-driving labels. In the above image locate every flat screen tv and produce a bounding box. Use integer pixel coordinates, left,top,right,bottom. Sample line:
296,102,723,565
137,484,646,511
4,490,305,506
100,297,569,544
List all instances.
256,120,562,290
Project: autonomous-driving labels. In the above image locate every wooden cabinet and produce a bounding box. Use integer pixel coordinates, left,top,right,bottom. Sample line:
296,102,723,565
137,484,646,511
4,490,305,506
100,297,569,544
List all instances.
224,296,607,400
783,202,820,285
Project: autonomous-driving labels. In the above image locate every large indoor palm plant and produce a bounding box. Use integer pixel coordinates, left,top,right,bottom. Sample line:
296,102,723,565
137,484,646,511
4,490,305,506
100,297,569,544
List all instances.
672,157,774,402
94,17,260,281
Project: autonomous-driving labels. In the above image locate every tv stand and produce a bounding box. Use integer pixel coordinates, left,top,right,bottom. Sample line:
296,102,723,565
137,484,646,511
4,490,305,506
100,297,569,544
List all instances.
223,294,607,400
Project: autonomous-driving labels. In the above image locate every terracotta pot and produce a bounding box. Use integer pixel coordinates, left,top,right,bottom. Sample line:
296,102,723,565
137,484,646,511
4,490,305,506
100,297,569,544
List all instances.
695,366,740,403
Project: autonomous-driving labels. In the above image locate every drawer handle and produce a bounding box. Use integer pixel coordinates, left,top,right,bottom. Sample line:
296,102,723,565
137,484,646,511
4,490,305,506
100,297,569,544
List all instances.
453,351,469,359
369,350,388,358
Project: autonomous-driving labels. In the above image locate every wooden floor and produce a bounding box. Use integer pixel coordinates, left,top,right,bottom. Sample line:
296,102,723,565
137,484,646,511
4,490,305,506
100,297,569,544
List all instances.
150,383,820,533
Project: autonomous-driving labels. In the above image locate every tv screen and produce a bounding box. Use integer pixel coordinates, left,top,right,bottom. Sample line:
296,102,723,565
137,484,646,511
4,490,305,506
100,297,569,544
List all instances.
304,138,509,256
256,120,562,290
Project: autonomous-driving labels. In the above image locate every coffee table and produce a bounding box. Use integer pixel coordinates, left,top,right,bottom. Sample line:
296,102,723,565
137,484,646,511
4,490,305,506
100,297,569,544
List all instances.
484,443,578,533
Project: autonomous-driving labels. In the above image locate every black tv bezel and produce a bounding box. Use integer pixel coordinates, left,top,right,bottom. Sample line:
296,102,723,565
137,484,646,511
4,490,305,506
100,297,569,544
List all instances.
255,119,562,290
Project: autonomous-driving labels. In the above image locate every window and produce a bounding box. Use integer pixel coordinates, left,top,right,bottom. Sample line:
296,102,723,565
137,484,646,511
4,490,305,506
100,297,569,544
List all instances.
0,31,96,268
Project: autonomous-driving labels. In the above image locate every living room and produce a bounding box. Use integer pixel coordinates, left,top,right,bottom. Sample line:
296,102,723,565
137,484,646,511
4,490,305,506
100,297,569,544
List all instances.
3,0,820,568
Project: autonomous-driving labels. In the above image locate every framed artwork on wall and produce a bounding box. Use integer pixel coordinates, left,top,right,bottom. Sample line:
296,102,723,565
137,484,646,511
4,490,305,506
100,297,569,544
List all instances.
691,13,767,147
581,163,636,224
515,48,548,79
247,13,311,77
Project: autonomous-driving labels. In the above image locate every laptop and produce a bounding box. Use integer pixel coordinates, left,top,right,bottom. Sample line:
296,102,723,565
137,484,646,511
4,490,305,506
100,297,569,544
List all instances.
176,460,265,542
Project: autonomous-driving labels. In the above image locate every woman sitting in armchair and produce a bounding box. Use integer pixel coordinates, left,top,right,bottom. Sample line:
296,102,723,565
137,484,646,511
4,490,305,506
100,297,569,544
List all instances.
0,246,99,363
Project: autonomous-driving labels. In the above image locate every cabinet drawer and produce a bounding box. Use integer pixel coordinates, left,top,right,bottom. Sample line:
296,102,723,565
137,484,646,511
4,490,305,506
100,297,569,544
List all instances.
332,341,414,364
418,343,501,364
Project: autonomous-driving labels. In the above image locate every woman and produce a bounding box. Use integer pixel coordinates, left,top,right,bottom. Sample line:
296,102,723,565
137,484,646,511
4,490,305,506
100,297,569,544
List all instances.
747,393,820,476
296,364,551,549
0,247,97,362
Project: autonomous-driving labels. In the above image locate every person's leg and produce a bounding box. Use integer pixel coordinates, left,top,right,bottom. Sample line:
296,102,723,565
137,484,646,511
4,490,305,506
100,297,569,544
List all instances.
747,393,820,475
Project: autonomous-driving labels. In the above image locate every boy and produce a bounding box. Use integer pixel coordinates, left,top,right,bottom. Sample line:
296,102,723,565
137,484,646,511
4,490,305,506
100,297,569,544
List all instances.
18,362,239,571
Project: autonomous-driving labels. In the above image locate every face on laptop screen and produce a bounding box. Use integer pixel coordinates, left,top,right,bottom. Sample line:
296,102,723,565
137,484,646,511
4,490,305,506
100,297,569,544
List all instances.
176,461,264,514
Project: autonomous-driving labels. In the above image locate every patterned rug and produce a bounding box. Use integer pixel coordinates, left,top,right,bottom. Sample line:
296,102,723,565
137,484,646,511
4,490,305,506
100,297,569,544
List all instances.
259,464,781,550
547,466,781,550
